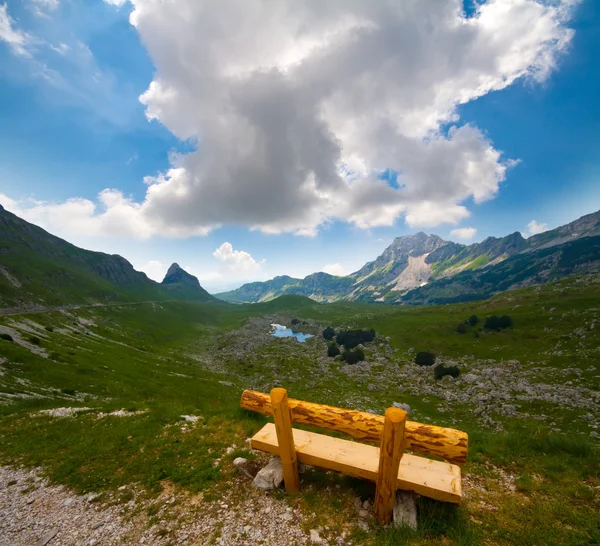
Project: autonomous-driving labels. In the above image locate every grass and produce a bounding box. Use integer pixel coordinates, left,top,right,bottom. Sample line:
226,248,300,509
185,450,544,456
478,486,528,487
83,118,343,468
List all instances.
0,275,599,544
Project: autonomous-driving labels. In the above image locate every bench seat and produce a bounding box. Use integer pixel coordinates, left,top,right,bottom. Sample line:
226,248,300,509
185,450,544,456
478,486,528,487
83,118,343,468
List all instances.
251,423,462,504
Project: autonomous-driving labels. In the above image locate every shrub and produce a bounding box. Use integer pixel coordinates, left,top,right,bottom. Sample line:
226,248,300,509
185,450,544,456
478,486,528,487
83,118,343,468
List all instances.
327,343,341,358
291,318,300,325
415,351,436,366
341,348,365,364
468,315,479,326
61,388,76,396
28,336,41,346
484,315,512,331
484,315,501,330
499,315,513,329
434,364,460,380
322,326,335,340
0,333,13,342
456,323,467,334
45,326,54,332
335,329,375,349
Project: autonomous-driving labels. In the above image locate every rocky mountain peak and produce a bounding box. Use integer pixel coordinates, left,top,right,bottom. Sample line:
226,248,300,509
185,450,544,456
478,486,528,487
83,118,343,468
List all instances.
162,263,201,288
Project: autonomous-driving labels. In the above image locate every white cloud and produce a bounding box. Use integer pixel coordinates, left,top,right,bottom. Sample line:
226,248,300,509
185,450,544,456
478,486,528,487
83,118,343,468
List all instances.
2,0,578,240
524,219,549,237
0,4,31,56
104,0,128,6
322,263,347,276
449,227,478,240
213,242,264,275
31,0,60,11
136,260,166,282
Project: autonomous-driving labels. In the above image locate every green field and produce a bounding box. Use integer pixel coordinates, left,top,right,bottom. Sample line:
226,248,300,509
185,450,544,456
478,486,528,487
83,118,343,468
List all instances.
1,275,599,545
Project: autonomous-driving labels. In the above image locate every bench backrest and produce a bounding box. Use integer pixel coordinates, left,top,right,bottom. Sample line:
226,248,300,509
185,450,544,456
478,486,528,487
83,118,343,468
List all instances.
241,389,468,466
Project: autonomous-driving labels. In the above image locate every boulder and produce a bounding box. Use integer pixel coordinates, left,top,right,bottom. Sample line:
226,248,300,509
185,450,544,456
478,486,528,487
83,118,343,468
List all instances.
253,457,284,491
393,490,417,529
392,402,411,414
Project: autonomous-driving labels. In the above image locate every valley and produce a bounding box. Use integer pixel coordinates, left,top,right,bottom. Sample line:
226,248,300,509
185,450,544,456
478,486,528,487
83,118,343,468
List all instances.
0,274,599,545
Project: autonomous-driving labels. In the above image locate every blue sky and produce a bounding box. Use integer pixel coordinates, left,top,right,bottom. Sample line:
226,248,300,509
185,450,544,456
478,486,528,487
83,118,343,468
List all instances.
0,0,598,292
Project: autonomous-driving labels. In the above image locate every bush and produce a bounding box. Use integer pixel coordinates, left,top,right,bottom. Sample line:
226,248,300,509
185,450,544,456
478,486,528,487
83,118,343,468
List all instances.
0,333,13,342
484,315,513,331
415,351,436,366
434,364,460,380
468,315,479,326
499,315,513,329
456,323,467,334
341,348,365,364
61,388,76,396
327,343,341,358
322,326,335,340
45,326,54,332
291,318,300,325
28,336,41,346
335,329,375,349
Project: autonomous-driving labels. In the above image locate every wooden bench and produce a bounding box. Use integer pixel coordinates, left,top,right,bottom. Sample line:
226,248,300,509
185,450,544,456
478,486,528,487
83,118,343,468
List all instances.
241,389,468,525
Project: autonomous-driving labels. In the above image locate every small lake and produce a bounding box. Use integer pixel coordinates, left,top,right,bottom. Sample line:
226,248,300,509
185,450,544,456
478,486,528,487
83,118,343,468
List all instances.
270,323,313,343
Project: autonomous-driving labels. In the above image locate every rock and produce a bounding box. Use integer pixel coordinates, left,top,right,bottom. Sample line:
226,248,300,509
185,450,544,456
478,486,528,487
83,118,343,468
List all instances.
393,490,417,530
233,457,247,467
35,529,59,546
253,457,284,491
392,402,411,414
462,373,478,383
225,447,234,455
358,509,369,518
92,521,105,530
309,529,324,544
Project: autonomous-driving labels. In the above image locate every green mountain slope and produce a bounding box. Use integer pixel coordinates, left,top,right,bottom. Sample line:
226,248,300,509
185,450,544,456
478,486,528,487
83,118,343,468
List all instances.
0,204,214,308
400,235,600,305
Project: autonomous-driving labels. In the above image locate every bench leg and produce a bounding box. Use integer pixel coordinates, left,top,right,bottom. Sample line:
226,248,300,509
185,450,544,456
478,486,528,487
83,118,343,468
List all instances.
271,388,300,493
374,407,407,525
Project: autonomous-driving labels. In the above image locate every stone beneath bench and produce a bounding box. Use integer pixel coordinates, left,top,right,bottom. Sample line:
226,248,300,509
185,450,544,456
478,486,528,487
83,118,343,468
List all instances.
393,490,417,529
253,457,284,491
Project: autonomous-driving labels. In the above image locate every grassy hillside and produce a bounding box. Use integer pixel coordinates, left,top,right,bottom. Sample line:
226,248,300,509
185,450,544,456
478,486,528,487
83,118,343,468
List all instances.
0,205,214,307
0,276,598,544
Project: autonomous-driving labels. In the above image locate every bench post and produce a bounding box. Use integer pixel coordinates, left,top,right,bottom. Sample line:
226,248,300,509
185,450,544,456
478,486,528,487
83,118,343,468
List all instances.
270,388,300,494
374,407,407,525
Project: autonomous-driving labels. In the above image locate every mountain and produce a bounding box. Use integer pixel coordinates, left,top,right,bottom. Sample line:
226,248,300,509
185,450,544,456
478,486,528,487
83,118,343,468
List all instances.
216,209,600,304
160,263,213,301
0,204,214,308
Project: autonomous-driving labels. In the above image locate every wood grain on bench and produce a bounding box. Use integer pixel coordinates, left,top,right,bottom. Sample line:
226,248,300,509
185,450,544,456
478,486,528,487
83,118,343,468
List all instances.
252,423,462,504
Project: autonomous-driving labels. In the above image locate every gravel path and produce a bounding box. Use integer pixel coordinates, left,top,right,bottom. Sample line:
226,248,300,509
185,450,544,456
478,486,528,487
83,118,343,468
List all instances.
0,466,350,545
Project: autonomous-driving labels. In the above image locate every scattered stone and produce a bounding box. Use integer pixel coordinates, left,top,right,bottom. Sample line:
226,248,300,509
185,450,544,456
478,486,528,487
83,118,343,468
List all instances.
253,457,284,491
35,528,59,546
310,529,324,544
393,490,417,530
92,521,106,530
233,457,247,467
181,415,202,423
392,402,411,414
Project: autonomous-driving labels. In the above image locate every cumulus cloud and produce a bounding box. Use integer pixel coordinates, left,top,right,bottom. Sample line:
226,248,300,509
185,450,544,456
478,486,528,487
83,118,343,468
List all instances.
450,227,478,240
322,263,348,276
0,4,31,56
3,0,578,239
136,260,165,282
213,242,264,275
104,0,128,6
524,219,549,237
